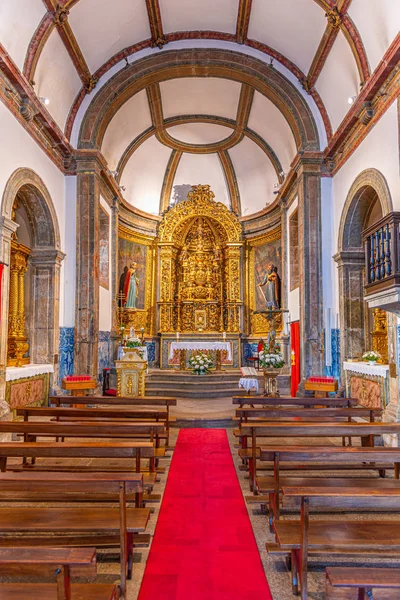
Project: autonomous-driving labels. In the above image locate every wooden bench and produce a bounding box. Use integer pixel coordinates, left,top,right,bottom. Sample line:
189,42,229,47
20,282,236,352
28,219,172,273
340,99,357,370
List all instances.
326,566,400,599
232,396,357,408
273,484,400,600
239,422,400,490
0,547,118,600
0,420,166,473
50,396,177,446
236,406,381,424
0,471,149,598
0,441,159,501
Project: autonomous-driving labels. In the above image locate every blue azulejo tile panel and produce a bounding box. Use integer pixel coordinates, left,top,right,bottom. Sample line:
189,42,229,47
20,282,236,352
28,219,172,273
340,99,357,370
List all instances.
324,328,340,382
98,331,112,382
58,327,74,385
243,343,258,362
146,341,156,364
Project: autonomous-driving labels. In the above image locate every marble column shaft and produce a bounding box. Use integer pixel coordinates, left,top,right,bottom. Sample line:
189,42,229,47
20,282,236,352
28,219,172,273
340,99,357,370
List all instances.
75,166,101,377
297,164,323,379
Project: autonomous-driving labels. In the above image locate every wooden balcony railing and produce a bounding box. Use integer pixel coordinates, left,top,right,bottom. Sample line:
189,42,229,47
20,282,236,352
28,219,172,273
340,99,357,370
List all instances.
363,212,400,295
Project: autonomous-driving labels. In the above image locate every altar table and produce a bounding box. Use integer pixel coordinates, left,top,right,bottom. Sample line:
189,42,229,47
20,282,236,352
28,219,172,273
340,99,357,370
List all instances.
169,341,232,370
343,361,389,409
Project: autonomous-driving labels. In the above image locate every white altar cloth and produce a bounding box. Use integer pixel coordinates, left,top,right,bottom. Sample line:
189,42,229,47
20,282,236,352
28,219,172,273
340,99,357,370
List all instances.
239,378,259,393
343,361,389,377
6,363,54,382
169,341,232,361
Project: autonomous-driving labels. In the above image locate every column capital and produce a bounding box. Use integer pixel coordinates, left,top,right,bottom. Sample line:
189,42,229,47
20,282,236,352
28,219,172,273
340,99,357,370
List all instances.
74,150,106,175
0,216,19,241
292,152,324,177
30,248,66,266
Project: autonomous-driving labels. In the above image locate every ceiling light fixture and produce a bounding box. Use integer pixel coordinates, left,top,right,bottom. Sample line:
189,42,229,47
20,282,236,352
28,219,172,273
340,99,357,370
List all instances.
348,95,356,105
39,96,50,106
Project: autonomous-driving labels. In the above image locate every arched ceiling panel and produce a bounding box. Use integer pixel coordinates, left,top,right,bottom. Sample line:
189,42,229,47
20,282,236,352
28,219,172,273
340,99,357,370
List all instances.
160,0,239,34
34,29,82,131
0,0,45,71
102,90,152,171
248,91,296,175
69,0,151,73
228,137,276,215
167,123,232,145
160,77,241,120
248,0,326,74
316,30,360,133
120,136,172,214
349,0,400,72
171,153,230,207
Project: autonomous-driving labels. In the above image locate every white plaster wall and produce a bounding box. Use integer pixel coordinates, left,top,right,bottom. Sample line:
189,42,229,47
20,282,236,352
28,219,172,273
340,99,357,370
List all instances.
99,198,112,332
331,101,400,315
61,177,76,328
286,197,300,323
0,103,69,330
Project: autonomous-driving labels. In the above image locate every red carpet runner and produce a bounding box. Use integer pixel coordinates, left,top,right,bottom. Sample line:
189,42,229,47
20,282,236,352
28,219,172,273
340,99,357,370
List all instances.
138,428,272,599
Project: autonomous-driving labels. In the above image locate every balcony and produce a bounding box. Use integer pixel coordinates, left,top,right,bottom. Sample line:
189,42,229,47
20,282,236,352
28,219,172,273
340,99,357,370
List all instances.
363,212,400,316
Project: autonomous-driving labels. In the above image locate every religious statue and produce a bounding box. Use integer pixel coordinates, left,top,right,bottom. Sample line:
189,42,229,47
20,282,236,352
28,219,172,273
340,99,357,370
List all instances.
258,264,281,309
123,262,139,309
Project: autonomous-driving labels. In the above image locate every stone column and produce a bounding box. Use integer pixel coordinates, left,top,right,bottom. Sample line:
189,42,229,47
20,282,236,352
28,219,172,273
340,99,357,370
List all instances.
74,158,101,378
29,248,65,382
0,216,19,431
333,249,365,379
297,158,324,382
110,197,120,361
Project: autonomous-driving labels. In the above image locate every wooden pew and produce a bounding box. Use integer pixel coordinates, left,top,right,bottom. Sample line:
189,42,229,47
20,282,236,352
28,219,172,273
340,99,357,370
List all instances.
326,567,400,599
0,420,166,473
0,441,159,502
0,471,149,598
274,484,400,600
50,396,177,446
0,547,118,600
236,406,381,424
239,422,400,490
232,396,357,408
18,406,168,421
255,446,400,522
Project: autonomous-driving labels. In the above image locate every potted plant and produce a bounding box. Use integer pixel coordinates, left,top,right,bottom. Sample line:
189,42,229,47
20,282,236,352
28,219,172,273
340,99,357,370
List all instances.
362,350,381,365
189,351,213,375
259,343,285,397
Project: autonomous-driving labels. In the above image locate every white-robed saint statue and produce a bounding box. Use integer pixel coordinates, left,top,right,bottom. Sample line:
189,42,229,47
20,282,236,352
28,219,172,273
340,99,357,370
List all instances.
258,263,281,309
123,262,139,309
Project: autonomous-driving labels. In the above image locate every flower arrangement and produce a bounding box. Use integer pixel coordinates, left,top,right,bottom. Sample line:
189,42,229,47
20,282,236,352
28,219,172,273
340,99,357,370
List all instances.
189,351,213,375
362,350,381,363
125,337,142,348
259,349,285,370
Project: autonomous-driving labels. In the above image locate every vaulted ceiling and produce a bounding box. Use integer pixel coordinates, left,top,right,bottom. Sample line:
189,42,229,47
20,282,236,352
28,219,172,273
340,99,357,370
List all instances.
0,0,399,216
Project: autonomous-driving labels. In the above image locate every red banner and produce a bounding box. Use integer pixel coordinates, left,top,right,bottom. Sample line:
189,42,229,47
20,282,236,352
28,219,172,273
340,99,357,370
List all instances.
290,321,301,397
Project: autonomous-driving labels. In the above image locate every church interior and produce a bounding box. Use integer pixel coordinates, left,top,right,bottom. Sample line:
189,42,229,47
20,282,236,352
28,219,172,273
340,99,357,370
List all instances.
0,1,399,598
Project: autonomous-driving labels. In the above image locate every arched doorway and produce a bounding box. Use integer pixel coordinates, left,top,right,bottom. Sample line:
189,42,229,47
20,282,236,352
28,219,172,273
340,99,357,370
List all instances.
335,169,393,363
0,169,64,382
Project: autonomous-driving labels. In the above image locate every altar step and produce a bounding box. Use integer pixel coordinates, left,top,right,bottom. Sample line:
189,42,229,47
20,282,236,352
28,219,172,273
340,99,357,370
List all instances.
146,370,262,398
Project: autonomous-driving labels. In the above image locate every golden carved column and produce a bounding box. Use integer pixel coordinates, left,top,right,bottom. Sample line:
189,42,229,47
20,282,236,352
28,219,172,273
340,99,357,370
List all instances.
224,244,243,332
371,308,389,363
158,244,178,332
7,241,30,366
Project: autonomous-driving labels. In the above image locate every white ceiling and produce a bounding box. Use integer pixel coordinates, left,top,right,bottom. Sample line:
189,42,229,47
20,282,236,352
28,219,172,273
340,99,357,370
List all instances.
1,0,398,217
167,123,232,145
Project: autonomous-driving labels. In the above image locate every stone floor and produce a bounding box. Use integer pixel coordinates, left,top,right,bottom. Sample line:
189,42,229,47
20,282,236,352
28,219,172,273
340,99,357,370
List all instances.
171,395,235,420
1,420,399,599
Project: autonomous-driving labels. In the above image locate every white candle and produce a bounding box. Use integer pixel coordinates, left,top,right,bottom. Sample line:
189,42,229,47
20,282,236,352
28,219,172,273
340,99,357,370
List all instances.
176,332,180,340
223,331,226,340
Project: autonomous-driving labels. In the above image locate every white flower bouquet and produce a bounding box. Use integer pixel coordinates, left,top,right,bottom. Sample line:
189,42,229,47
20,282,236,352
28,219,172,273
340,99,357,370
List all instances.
259,350,285,370
125,337,142,348
189,351,213,375
362,350,381,363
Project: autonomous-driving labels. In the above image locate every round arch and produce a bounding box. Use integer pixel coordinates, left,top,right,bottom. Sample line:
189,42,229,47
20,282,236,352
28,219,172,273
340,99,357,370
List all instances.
0,168,64,374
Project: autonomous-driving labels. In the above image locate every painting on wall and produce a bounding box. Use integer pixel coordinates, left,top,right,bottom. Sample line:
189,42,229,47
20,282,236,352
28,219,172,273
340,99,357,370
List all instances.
118,237,147,310
253,238,282,311
99,207,110,290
